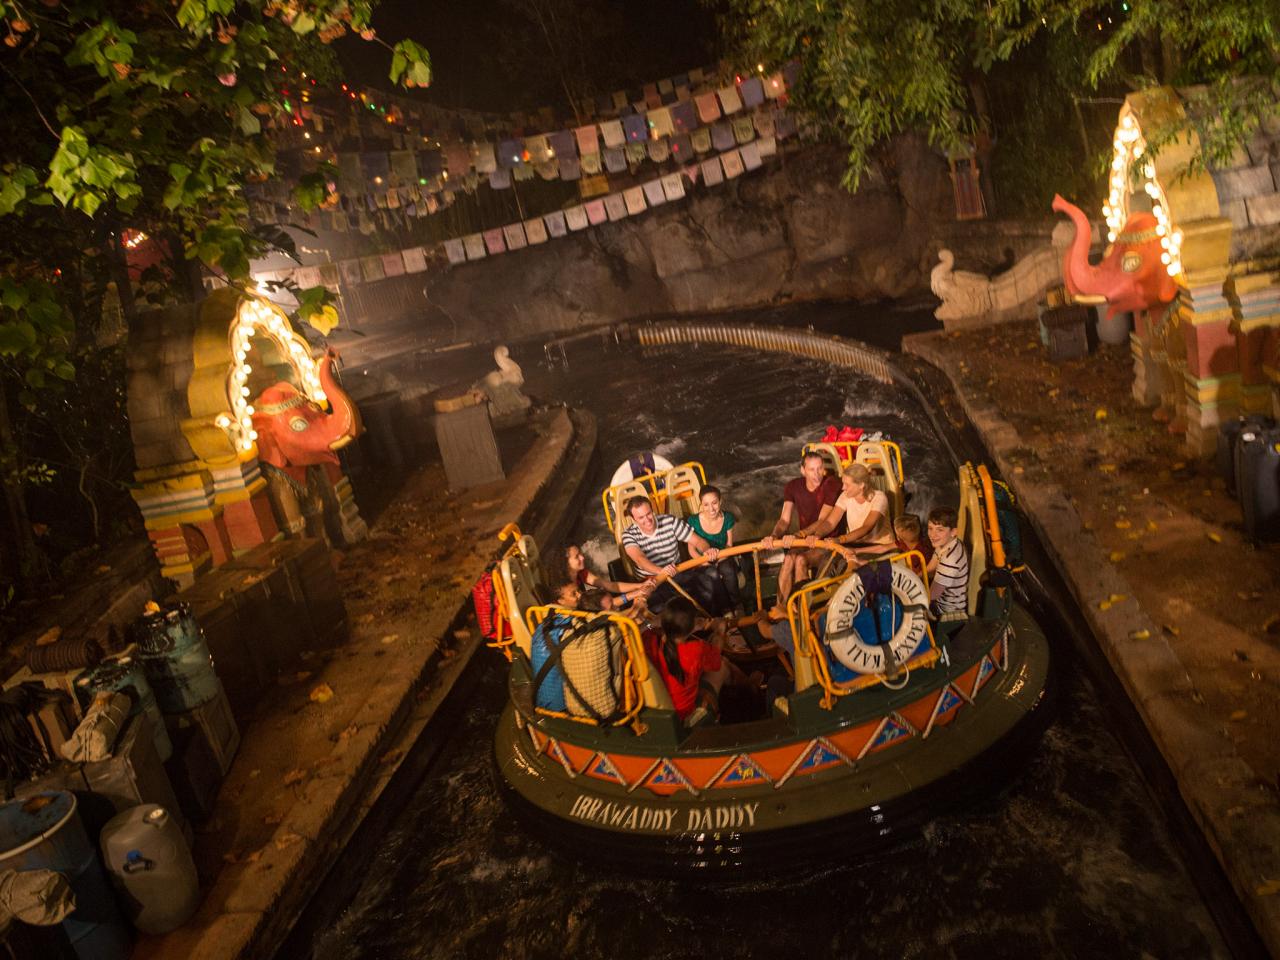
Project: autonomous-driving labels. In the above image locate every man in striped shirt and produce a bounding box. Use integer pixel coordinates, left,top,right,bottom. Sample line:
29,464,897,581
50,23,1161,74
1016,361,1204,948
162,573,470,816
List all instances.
926,506,969,615
622,496,730,614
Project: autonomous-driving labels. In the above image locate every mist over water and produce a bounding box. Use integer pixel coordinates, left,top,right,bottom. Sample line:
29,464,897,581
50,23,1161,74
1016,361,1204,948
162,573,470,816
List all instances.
309,337,1229,960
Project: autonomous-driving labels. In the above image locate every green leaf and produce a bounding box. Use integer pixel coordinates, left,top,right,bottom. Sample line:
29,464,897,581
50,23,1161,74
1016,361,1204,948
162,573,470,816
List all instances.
0,321,36,356
52,360,76,381
176,0,208,31
292,13,316,35
24,367,45,389
236,106,261,136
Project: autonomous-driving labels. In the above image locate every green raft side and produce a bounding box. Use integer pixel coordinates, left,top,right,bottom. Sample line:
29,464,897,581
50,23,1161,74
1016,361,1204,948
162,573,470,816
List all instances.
495,604,1050,838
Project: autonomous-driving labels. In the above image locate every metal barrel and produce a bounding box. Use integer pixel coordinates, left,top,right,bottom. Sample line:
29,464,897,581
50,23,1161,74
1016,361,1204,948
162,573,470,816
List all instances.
131,604,222,714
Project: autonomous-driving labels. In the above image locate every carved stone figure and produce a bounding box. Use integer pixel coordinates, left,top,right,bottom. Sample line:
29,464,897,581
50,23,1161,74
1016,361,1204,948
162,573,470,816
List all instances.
474,344,531,426
930,249,994,322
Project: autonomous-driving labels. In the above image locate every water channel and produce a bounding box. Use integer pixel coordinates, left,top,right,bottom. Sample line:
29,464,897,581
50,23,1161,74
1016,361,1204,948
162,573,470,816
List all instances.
296,303,1244,959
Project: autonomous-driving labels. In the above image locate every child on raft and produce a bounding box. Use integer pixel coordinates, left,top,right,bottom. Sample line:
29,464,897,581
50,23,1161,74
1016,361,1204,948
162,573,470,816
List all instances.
643,597,760,724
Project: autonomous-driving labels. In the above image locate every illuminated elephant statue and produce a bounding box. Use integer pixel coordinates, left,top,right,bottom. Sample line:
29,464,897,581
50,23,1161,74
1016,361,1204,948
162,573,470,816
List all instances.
1052,194,1177,318
252,347,362,483
252,348,365,544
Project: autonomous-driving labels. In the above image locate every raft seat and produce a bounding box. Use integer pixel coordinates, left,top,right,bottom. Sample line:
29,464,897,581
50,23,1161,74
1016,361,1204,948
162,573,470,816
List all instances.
664,465,703,521
956,465,990,617
499,535,554,658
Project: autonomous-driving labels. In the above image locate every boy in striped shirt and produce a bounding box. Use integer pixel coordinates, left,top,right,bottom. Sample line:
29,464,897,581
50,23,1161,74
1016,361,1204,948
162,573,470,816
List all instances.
926,506,969,615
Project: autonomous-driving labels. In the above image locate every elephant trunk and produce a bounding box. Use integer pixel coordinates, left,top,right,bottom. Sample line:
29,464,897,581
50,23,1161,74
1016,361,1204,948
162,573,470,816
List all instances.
318,349,361,450
1051,194,1104,299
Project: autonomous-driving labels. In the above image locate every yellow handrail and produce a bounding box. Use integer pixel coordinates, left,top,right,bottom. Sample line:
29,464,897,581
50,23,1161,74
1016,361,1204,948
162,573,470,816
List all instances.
976,465,1008,570
524,605,650,732
487,524,525,660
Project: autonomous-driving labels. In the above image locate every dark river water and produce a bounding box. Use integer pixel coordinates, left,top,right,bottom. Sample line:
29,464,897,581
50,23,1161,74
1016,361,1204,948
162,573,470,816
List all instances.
305,308,1232,959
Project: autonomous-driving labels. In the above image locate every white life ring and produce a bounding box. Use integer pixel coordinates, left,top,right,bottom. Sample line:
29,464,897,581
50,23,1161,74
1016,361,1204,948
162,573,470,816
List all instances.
825,564,930,674
610,452,673,488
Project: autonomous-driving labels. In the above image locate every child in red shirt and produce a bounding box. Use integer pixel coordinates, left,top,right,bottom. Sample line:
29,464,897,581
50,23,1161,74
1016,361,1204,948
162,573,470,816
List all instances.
643,597,730,721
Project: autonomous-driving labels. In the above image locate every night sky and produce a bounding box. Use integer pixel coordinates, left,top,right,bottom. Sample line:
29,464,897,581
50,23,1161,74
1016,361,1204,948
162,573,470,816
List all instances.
335,0,721,113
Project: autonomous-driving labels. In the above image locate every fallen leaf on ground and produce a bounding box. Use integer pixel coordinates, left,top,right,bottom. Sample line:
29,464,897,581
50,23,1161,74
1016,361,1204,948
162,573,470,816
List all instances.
1114,519,1131,529
95,564,112,573
1095,408,1108,420
380,749,403,765
1146,520,1158,531
1099,464,1117,473
1162,624,1181,637
1206,531,1222,543
1230,710,1247,721
283,768,306,786
1257,879,1280,896
248,769,261,779
35,627,61,646
356,613,376,624
274,832,304,850
380,634,399,645
1109,551,1126,563
1128,629,1150,640
335,723,358,742
309,683,334,703
1098,593,1128,611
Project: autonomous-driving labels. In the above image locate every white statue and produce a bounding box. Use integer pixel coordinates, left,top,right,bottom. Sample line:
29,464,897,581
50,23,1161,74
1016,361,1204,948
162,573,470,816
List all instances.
475,344,530,425
930,249,994,323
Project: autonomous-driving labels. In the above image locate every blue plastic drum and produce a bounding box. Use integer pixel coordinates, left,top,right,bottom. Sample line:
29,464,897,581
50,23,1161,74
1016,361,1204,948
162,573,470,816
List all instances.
0,791,131,960
132,603,222,713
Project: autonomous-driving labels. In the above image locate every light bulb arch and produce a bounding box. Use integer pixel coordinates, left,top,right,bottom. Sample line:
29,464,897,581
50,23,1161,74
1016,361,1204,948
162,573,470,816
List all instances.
220,297,328,453
1104,108,1184,279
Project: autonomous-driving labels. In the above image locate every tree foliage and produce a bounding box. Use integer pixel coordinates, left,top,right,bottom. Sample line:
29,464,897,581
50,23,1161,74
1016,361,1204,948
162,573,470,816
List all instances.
721,0,1280,190
0,0,429,583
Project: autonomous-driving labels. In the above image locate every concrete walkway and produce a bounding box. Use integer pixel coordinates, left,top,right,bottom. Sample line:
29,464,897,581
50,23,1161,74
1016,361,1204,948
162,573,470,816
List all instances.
135,405,594,960
905,327,1280,955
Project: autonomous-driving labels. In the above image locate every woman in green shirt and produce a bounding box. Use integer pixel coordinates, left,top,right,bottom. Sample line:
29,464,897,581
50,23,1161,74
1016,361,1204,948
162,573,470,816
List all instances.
687,486,745,615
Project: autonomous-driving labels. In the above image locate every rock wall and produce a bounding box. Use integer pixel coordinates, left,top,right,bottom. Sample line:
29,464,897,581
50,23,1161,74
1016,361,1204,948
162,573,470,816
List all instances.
419,139,954,342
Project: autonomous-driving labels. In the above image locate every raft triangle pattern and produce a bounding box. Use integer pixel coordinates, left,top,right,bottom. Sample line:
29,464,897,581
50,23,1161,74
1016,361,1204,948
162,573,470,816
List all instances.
712,753,772,788
922,684,966,739
585,751,628,787
779,737,850,786
972,656,997,699
640,757,699,796
546,738,577,777
862,713,915,757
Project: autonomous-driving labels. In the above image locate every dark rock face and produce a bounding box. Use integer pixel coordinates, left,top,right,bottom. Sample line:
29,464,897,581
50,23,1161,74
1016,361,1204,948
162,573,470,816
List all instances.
425,139,953,341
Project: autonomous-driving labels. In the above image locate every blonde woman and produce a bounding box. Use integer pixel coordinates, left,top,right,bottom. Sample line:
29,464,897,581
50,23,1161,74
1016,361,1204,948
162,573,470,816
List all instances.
814,464,896,554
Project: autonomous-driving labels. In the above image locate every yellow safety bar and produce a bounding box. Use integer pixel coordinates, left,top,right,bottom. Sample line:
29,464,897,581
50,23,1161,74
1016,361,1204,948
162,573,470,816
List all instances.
802,440,904,483
789,552,939,708
524,605,651,733
487,524,525,660
601,461,707,536
976,464,1008,570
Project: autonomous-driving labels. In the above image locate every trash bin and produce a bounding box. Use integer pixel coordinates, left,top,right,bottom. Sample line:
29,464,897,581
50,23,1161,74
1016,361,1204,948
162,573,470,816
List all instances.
1236,426,1280,542
1217,415,1275,498
0,792,130,960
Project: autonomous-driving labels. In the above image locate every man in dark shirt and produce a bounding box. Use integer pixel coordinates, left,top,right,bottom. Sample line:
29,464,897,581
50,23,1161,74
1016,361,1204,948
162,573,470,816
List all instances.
761,451,841,615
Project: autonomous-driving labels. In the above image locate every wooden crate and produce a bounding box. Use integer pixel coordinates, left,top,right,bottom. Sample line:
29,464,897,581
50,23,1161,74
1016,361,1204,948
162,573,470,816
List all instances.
1039,304,1091,362
162,683,239,777
163,723,224,823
